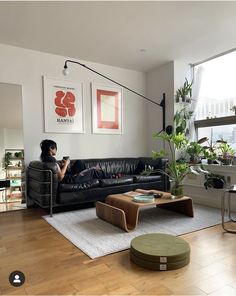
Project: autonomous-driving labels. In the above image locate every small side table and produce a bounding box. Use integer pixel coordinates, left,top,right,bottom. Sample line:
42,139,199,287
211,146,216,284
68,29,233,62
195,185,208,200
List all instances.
221,185,236,234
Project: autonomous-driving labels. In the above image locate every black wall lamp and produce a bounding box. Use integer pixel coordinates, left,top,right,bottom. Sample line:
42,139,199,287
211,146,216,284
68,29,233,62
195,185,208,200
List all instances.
63,59,167,133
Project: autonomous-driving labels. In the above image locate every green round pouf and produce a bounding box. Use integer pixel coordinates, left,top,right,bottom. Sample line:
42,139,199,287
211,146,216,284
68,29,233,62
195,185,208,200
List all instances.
130,233,190,271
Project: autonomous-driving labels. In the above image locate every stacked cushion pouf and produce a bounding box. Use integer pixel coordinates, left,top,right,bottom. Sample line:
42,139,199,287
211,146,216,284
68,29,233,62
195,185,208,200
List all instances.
130,233,190,271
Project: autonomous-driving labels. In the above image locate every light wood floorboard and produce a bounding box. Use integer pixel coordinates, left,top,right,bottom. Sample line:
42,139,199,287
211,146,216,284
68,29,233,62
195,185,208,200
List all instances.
0,201,26,213
0,208,235,295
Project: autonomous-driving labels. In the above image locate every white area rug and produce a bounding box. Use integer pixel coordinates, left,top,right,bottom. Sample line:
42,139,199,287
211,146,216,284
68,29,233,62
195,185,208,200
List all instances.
43,204,221,259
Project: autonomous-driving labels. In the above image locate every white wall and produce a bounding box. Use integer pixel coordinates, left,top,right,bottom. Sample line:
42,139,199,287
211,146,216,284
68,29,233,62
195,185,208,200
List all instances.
184,164,236,211
146,62,175,154
146,61,192,155
173,60,192,123
0,43,148,163
173,60,191,95
0,82,23,129
4,128,23,149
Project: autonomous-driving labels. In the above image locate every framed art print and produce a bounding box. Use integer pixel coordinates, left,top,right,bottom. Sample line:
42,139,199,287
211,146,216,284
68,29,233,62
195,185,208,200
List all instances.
43,77,84,133
91,83,123,134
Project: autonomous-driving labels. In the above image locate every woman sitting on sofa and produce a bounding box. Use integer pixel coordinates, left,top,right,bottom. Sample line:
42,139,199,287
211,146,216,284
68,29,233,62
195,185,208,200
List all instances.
40,139,107,183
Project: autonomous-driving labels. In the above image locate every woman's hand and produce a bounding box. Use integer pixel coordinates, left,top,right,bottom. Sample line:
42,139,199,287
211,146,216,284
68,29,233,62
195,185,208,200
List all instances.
63,158,70,167
57,158,70,181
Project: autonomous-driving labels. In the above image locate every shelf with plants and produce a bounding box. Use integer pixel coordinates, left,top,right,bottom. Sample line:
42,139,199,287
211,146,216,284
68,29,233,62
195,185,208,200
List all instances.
6,166,24,170
6,156,24,160
4,149,24,200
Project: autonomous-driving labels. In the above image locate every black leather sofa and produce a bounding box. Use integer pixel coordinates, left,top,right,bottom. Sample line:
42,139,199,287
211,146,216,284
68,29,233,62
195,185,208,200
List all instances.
27,157,169,216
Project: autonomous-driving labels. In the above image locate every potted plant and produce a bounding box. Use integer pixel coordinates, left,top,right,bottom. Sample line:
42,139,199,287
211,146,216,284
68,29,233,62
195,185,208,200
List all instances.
216,140,235,165
152,132,199,197
204,172,225,189
198,137,218,164
150,133,223,196
4,152,12,168
175,78,193,103
186,141,203,164
230,105,236,115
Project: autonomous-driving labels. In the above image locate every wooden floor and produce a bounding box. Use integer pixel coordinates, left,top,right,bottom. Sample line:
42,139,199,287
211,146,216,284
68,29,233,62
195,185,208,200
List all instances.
0,208,235,295
0,201,27,213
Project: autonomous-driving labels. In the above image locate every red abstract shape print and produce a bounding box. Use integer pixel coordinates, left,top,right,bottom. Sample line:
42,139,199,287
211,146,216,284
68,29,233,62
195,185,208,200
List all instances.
54,91,76,117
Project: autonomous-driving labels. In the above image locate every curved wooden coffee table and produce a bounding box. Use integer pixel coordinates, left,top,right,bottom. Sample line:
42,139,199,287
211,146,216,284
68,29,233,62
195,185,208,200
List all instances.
96,189,194,232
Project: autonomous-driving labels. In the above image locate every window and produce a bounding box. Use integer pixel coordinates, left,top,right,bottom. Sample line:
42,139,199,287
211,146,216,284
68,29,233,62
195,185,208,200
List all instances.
194,51,236,120
194,51,236,150
197,125,236,151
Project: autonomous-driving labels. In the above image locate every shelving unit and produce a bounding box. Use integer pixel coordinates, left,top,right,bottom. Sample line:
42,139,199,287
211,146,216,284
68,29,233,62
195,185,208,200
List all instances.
4,148,24,202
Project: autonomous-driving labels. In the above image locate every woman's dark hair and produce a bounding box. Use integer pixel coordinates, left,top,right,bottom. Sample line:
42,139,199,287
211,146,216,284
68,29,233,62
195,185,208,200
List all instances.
40,139,57,161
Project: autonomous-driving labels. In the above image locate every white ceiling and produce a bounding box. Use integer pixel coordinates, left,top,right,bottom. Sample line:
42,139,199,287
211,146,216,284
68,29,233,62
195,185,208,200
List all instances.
0,83,23,129
0,1,236,71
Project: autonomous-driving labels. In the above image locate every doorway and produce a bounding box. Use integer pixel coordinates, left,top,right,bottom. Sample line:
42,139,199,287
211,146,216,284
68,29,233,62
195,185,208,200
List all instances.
0,82,26,212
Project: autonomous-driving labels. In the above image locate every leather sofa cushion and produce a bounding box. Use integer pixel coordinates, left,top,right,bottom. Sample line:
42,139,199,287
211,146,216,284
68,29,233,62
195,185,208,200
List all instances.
83,158,140,175
137,157,168,173
134,175,162,183
58,179,100,192
100,177,133,187
57,180,165,205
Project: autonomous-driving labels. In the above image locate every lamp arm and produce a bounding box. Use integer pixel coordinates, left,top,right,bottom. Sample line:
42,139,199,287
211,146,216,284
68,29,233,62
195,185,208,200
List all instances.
64,59,166,131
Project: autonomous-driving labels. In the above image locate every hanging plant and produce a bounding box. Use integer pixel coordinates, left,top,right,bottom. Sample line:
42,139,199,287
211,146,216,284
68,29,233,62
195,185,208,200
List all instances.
174,107,193,135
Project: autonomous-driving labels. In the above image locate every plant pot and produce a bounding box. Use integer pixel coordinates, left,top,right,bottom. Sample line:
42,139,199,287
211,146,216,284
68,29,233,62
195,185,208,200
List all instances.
212,178,224,189
170,183,184,198
181,95,191,103
221,158,232,165
207,159,213,164
189,155,199,164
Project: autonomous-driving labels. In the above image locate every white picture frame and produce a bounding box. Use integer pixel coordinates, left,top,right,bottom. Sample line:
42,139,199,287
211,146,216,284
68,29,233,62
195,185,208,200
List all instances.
43,76,84,133
91,83,123,134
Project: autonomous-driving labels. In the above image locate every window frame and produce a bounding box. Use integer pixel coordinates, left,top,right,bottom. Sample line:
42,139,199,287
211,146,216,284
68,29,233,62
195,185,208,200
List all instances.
194,115,236,141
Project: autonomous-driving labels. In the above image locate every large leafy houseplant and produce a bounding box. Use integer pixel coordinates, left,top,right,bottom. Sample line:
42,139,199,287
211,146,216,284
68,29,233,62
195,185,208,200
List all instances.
152,132,197,197
151,133,224,195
